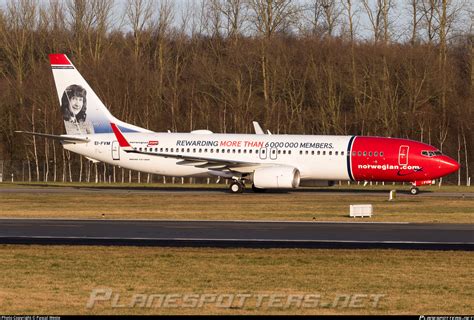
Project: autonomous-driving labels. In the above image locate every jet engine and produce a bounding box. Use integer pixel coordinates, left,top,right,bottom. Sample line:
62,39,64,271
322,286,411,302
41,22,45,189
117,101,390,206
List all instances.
252,166,301,189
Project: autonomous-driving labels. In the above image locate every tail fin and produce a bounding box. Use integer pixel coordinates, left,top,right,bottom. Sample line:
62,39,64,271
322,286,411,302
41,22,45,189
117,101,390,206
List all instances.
49,54,151,135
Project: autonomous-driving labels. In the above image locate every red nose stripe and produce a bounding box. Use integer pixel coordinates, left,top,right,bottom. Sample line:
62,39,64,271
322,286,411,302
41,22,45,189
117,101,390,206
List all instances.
49,54,71,65
110,123,131,147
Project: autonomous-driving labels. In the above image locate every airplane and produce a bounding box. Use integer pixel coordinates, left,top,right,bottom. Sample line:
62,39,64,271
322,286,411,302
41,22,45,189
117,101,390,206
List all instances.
16,54,460,195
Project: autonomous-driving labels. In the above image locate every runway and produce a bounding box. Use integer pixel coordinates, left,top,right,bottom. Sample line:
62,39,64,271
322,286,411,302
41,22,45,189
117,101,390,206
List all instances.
0,219,472,250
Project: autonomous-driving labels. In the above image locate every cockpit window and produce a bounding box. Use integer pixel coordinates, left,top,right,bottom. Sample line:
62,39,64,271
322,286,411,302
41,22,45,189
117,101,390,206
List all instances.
421,150,442,157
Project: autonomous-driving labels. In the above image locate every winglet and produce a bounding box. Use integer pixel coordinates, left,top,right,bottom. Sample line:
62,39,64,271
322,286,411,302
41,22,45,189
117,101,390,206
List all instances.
110,123,131,147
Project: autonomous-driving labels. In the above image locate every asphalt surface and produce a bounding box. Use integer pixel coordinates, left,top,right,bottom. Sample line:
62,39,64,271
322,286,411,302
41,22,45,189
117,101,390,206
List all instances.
1,185,473,197
0,219,472,250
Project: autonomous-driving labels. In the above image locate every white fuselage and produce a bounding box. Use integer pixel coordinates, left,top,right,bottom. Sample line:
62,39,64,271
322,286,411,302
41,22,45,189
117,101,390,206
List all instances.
65,133,352,180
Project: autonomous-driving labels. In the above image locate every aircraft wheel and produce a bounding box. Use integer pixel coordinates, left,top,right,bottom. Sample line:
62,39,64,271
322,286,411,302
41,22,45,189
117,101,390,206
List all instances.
229,181,244,193
252,184,267,193
410,187,419,195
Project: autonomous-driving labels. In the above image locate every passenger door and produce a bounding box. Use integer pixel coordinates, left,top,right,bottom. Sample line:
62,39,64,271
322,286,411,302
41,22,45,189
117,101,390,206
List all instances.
398,145,409,166
112,141,120,160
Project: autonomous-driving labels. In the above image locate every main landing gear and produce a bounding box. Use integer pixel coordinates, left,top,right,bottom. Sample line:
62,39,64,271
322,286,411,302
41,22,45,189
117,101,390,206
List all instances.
229,180,245,193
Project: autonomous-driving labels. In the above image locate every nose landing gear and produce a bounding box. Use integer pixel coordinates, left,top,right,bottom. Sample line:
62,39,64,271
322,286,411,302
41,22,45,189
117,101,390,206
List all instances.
410,187,420,195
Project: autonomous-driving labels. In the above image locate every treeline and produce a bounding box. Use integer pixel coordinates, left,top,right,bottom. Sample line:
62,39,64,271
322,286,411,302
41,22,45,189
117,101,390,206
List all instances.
0,0,472,184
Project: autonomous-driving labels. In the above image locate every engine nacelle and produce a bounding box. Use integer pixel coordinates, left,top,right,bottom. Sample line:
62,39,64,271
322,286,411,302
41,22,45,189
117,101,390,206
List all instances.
253,166,301,189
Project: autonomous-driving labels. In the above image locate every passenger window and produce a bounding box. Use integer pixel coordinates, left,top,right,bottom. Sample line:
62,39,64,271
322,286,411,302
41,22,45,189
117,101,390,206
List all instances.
227,149,230,153
329,151,332,155
193,148,196,153
299,150,303,155
283,150,286,154
249,150,252,154
369,152,372,156
216,149,219,153
311,151,314,155
317,151,321,155
358,151,362,156
244,150,247,154
160,148,163,152
363,151,367,156
139,147,142,151
199,149,202,153
305,150,308,155
335,151,338,156
186,148,190,152
374,152,378,156
238,149,241,153
323,151,326,155
288,151,292,155
165,148,168,152
211,149,214,153
380,152,384,157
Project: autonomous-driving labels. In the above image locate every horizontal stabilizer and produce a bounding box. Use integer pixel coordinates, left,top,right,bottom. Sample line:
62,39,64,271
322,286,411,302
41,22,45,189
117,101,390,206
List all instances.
14,131,89,143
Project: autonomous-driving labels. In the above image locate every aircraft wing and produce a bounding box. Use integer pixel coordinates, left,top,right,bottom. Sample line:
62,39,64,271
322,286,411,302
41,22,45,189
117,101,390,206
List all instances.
15,131,89,143
124,148,261,172
110,122,261,173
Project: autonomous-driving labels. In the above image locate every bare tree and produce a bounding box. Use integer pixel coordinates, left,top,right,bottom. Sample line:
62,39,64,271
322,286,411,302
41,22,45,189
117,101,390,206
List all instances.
248,0,300,38
304,0,343,37
418,0,466,44
408,0,423,45
125,0,155,60
341,0,358,41
362,0,394,44
221,0,248,38
88,0,114,62
66,0,95,60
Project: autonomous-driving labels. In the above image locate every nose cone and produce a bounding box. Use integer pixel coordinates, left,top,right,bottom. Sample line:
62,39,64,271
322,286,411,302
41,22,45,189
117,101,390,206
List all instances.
438,156,460,176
